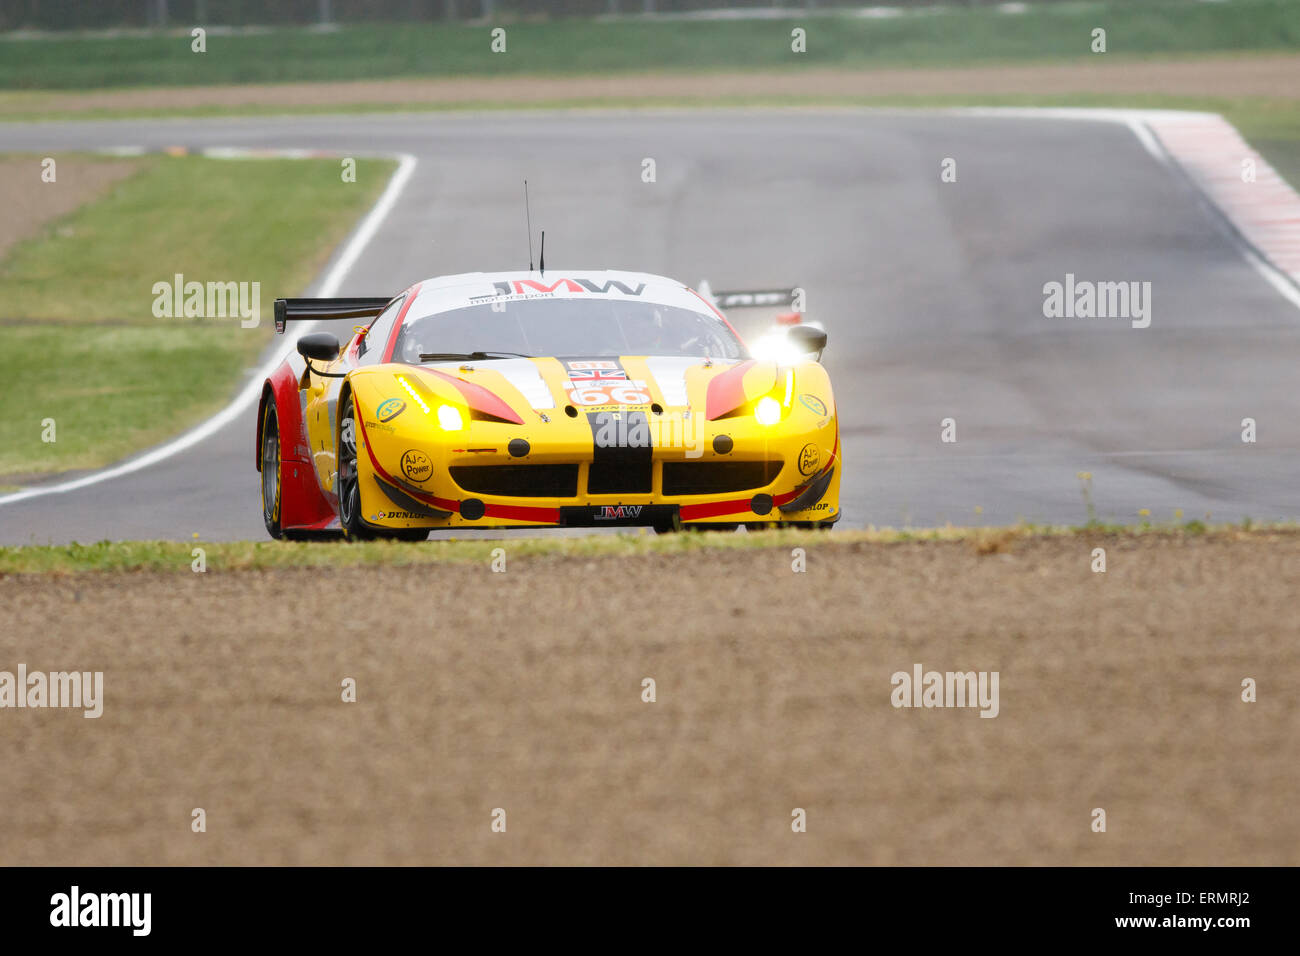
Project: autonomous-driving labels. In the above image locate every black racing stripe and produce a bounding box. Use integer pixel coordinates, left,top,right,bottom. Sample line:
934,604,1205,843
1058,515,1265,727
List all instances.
565,357,654,495
587,410,653,494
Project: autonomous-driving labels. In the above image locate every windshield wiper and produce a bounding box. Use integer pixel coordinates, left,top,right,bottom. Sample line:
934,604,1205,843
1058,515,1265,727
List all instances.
418,351,533,362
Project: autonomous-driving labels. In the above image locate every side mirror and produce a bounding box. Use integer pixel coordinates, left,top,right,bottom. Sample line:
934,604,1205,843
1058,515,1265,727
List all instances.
787,324,827,357
297,331,340,362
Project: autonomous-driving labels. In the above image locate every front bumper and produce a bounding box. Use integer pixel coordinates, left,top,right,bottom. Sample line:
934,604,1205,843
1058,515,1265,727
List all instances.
354,413,841,531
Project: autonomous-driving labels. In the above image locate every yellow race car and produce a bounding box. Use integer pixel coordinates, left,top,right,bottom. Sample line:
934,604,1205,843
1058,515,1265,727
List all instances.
256,270,839,540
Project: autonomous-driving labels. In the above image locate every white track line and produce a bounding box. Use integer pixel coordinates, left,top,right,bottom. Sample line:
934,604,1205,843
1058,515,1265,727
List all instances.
0,151,417,507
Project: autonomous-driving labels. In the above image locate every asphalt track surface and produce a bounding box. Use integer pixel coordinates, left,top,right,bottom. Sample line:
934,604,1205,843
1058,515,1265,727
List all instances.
2,109,1299,545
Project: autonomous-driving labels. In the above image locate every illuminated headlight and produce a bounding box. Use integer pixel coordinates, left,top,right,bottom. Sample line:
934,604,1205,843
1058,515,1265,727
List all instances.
437,404,464,431
396,375,431,414
754,396,782,426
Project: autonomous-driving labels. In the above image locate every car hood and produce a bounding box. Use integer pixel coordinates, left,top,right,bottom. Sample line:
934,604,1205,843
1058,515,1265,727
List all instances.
404,355,782,422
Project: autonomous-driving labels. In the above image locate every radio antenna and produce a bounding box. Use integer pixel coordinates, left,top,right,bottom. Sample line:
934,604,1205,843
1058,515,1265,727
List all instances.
539,230,545,275
524,180,535,271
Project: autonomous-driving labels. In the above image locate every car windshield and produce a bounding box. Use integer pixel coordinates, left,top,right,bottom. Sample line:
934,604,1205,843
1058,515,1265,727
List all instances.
393,296,745,364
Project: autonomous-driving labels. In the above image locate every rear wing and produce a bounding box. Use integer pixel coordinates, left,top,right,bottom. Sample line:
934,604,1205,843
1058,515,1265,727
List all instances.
273,297,392,334
708,289,798,310
696,280,800,312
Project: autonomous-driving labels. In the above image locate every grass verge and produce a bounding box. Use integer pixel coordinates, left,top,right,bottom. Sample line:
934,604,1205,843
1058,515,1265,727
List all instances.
2,0,1298,89
0,153,393,478
0,521,1290,575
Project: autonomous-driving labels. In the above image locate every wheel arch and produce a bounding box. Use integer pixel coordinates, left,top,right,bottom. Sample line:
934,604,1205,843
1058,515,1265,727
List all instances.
258,363,337,533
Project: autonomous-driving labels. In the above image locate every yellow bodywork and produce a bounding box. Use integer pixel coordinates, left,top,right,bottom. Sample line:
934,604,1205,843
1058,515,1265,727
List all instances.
302,353,840,531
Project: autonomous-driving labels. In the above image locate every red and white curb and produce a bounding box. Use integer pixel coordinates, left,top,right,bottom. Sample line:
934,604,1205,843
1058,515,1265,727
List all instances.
958,106,1300,312
1144,112,1300,287
98,145,354,160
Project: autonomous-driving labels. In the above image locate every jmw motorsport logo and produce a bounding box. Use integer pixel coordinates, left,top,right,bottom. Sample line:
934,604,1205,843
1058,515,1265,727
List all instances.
471,277,647,300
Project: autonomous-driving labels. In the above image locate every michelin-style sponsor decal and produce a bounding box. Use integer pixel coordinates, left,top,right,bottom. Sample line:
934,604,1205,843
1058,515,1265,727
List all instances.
377,398,406,423
798,443,820,477
563,360,651,408
596,505,643,520
799,394,827,417
400,449,433,482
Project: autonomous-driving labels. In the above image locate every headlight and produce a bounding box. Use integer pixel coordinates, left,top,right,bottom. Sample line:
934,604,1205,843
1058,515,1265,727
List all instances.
437,404,464,431
754,396,782,426
396,375,431,414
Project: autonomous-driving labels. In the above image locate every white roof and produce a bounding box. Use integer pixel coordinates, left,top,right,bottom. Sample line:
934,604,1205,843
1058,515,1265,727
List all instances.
407,270,713,318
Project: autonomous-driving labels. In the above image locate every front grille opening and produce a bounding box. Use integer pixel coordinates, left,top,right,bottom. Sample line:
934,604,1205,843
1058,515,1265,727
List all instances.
662,460,782,496
588,461,653,495
450,464,578,498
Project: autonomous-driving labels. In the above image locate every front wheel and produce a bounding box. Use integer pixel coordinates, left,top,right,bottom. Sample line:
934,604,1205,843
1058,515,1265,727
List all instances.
260,400,283,540
337,392,373,541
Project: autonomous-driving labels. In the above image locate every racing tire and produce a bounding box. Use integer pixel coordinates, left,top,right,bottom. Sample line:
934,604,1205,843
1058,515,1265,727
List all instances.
338,392,375,542
260,400,284,540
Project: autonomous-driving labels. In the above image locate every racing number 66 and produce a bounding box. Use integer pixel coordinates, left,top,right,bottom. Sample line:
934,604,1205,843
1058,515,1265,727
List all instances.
570,385,651,406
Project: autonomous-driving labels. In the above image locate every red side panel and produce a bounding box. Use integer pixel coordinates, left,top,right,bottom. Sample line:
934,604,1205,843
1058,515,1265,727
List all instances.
261,363,336,531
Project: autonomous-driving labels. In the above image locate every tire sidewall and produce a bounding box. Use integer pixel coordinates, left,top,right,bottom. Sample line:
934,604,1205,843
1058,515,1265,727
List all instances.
261,400,283,539
338,392,369,540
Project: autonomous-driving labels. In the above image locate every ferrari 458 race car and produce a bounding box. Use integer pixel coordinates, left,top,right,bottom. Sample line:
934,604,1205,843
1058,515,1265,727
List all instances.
256,270,840,540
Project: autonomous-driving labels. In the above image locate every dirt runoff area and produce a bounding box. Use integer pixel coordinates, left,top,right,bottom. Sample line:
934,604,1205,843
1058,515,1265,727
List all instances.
0,156,141,260
1,530,1297,865
5,54,1299,115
